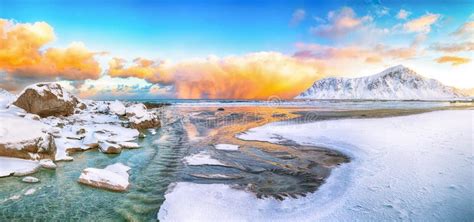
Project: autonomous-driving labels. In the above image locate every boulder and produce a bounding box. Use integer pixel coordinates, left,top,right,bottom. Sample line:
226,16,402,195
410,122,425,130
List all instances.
0,115,56,160
13,83,79,117
99,141,122,154
39,159,57,169
109,100,126,116
78,163,131,192
126,103,161,130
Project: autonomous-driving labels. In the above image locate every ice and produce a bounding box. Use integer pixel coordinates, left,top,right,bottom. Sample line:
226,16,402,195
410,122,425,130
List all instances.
214,144,239,151
160,110,473,221
183,151,228,166
0,157,40,177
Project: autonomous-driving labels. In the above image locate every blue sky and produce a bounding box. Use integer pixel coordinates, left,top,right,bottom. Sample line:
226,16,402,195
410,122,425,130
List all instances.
0,0,473,98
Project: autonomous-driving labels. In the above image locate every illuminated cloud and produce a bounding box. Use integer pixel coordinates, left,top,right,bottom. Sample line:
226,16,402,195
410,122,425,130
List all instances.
451,21,474,38
435,56,470,66
290,9,306,26
430,42,474,53
403,13,440,33
108,52,324,99
0,19,103,80
396,9,410,20
293,43,417,63
310,7,373,39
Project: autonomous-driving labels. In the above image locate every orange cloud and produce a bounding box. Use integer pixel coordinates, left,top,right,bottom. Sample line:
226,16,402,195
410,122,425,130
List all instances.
403,13,440,33
0,19,103,80
435,56,470,66
109,52,324,99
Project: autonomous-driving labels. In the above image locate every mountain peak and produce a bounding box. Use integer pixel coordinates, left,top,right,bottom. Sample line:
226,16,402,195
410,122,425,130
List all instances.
296,65,462,100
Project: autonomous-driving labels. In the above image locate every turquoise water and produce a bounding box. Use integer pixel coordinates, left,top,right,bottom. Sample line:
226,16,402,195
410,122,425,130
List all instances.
0,115,188,221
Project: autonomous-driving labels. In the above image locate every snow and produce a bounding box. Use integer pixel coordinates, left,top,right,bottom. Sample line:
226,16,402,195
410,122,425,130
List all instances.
0,157,40,177
48,111,139,160
296,65,463,100
126,103,156,124
160,110,473,221
183,151,228,166
109,100,126,116
19,82,76,102
39,159,57,169
0,115,51,150
78,163,131,191
214,144,239,151
0,88,14,108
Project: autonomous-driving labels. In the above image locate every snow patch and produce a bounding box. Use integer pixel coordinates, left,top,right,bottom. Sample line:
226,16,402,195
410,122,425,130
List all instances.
183,151,228,166
214,144,239,151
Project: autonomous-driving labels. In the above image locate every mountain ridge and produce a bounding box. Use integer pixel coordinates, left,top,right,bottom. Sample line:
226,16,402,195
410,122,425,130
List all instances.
296,65,464,100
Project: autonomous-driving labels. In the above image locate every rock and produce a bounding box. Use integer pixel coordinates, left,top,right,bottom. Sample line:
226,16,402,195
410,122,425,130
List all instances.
76,102,87,110
217,107,225,111
0,157,41,177
96,102,110,114
39,159,57,169
22,176,40,183
24,188,36,195
119,141,140,149
13,82,79,117
76,128,86,135
99,141,122,154
109,100,126,116
78,163,131,192
126,103,161,130
0,115,56,160
24,113,41,120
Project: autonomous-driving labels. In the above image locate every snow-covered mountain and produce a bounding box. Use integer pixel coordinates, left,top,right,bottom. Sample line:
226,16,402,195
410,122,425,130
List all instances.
296,65,464,100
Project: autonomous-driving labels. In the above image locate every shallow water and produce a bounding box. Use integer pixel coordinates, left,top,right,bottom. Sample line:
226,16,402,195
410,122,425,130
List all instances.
0,102,471,221
0,115,187,221
0,105,348,221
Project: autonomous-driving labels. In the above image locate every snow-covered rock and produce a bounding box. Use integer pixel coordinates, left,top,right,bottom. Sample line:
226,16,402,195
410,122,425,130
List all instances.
99,141,121,154
0,157,40,177
22,176,40,183
296,65,464,100
95,102,110,114
13,82,79,117
39,159,57,169
0,88,15,108
0,115,56,160
78,163,131,192
126,103,160,129
109,100,126,116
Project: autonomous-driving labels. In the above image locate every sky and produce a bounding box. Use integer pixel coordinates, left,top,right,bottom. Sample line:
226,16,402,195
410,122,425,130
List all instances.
0,0,473,99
